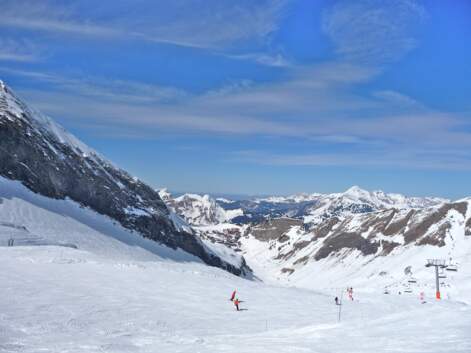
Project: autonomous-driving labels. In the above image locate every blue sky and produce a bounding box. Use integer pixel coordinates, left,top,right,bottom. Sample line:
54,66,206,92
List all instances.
1,0,470,199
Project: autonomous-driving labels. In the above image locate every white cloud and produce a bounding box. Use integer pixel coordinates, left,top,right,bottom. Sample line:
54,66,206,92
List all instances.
221,53,291,67
3,63,471,171
0,0,289,50
232,147,471,171
322,0,426,64
0,68,186,104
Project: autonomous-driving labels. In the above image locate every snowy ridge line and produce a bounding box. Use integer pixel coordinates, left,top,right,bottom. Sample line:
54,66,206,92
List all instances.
255,185,448,210
0,81,102,162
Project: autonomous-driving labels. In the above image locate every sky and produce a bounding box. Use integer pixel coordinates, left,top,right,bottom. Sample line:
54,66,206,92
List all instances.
0,0,470,199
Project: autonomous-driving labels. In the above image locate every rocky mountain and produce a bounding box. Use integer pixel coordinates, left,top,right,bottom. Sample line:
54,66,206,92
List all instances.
248,201,469,268
215,186,447,225
158,189,243,226
161,186,467,285
301,185,447,225
157,189,249,271
233,201,471,298
0,80,247,276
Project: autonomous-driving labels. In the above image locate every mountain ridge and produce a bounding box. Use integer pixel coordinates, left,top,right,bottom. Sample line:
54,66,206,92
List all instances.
0,80,247,276
159,186,470,285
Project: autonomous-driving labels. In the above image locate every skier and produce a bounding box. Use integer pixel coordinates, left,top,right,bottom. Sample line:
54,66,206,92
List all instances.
234,298,240,311
335,296,339,305
230,290,236,301
348,287,354,301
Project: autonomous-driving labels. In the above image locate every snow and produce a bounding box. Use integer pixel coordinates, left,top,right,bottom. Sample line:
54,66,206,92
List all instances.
164,191,243,226
224,208,244,219
168,210,193,234
255,193,322,203
1,177,471,352
1,245,470,352
200,237,243,268
0,177,197,263
253,187,447,210
124,206,150,217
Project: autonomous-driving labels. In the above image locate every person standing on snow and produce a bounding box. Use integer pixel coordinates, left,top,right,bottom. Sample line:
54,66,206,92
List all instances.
234,298,240,311
348,287,354,301
230,290,236,301
335,297,339,305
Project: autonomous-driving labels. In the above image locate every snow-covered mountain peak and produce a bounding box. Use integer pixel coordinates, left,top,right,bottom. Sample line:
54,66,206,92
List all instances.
0,80,100,161
341,185,373,202
344,185,365,195
157,188,172,202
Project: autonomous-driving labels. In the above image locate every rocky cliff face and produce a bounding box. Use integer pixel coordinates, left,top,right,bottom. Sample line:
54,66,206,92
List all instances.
0,80,246,275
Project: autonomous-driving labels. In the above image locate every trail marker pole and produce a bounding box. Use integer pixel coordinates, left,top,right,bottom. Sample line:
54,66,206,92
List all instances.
338,290,343,322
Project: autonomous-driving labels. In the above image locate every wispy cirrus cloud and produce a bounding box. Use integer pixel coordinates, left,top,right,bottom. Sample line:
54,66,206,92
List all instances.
0,0,289,50
0,39,40,62
0,67,187,104
6,65,470,144
322,0,426,64
3,61,471,171
222,52,291,67
232,148,471,171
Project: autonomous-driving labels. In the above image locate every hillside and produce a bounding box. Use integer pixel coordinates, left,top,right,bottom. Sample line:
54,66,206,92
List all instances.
161,189,471,296
0,80,246,275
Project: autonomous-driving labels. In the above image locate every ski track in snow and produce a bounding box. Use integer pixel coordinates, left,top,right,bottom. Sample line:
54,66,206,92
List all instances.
0,178,470,352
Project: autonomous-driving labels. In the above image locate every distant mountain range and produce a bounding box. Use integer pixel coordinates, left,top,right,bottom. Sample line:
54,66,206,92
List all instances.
161,185,447,226
159,187,470,285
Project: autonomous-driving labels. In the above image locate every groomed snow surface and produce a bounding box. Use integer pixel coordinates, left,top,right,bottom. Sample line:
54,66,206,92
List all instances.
1,178,470,353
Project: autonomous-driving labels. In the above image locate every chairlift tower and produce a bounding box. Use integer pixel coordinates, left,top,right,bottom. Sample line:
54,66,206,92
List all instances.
425,259,447,299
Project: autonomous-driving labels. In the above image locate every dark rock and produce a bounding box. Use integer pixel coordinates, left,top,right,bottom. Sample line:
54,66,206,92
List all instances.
310,217,340,240
379,241,400,256
404,203,467,244
466,218,471,236
293,255,310,266
281,267,295,275
249,218,302,241
383,210,414,236
417,222,450,247
314,232,379,261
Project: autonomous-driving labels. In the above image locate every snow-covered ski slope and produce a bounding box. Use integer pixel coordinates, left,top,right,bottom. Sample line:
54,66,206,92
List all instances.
1,178,470,352
0,177,199,263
